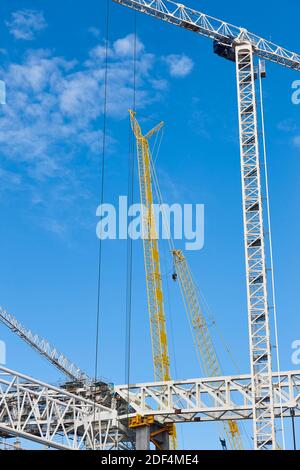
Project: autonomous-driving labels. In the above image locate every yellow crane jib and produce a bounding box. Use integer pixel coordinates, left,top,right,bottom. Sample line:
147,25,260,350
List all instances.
129,110,177,448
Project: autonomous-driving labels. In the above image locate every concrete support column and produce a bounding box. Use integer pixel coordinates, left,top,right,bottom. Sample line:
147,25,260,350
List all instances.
135,426,150,450
156,430,169,450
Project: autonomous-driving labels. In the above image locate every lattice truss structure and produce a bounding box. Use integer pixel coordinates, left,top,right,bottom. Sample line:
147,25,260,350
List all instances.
235,44,275,449
113,0,300,70
0,364,300,449
172,250,243,450
1,0,299,452
116,372,300,423
0,367,120,450
129,112,170,384
0,307,90,384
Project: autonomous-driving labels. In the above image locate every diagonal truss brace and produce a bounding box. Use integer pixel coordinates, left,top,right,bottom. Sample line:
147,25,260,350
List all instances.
116,370,300,424
113,0,300,71
0,366,117,450
0,307,90,383
235,43,275,450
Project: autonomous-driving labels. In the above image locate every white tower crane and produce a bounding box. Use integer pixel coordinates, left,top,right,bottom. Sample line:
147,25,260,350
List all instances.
113,0,300,450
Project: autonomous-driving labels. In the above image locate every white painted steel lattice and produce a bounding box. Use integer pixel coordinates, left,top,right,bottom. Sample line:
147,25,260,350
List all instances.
116,371,300,423
0,366,117,450
235,43,275,450
113,0,300,71
0,307,90,383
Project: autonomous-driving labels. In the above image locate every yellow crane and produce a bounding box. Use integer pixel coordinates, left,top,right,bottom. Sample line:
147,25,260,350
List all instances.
129,110,177,449
172,249,243,450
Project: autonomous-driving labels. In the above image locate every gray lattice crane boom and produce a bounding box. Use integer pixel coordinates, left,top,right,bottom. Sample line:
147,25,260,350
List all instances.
0,306,90,383
114,0,300,450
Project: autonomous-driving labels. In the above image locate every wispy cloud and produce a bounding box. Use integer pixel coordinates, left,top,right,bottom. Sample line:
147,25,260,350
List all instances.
277,119,300,148
88,27,101,39
6,10,47,41
293,136,300,147
0,35,162,182
163,54,194,78
0,29,195,236
277,119,297,133
0,33,195,235
113,33,145,57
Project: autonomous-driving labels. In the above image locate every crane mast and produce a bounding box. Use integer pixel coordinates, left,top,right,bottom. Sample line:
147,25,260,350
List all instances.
115,0,300,450
129,111,176,448
235,44,275,449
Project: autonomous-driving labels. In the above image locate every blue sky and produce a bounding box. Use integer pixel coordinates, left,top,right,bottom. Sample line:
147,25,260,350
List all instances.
0,0,299,450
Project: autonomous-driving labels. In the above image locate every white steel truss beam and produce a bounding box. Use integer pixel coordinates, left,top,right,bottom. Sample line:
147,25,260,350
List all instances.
0,366,117,450
115,371,300,424
0,307,90,384
1,367,299,449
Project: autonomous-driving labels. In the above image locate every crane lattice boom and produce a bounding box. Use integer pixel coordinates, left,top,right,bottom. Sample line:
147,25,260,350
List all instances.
173,250,243,450
0,307,90,384
129,112,170,382
129,111,177,448
113,0,300,71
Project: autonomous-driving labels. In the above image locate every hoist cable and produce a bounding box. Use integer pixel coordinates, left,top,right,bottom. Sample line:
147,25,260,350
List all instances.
125,10,138,430
93,0,110,449
258,62,286,450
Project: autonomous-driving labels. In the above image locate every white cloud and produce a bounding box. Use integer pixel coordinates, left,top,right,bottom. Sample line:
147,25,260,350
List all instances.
0,33,194,234
277,119,297,133
113,34,144,57
88,27,101,39
164,54,194,78
293,136,300,147
6,10,47,41
0,35,168,192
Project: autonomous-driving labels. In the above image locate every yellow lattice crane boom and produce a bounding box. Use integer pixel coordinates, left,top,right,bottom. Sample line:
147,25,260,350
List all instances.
129,110,177,448
173,249,243,450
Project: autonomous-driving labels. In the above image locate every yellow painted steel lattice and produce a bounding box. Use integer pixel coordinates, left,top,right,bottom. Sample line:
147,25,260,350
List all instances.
129,110,177,449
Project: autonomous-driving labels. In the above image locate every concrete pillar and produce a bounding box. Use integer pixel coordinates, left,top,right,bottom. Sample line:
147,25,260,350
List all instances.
135,426,150,450
154,430,169,450
158,430,169,450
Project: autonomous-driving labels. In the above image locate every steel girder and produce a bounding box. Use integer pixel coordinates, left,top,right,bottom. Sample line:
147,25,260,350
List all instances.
1,366,299,449
115,371,300,424
0,366,118,450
